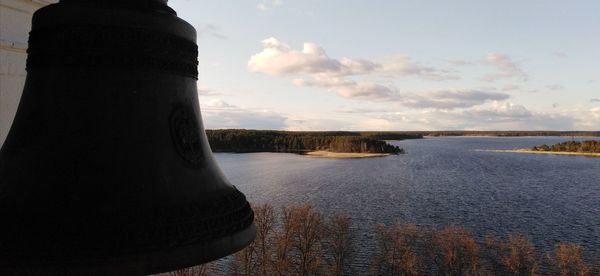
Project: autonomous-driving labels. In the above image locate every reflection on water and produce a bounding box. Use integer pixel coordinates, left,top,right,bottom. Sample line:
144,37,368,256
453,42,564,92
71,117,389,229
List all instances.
215,137,600,271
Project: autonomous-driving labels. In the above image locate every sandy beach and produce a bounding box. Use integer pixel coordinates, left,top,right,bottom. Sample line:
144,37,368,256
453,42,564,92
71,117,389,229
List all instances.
303,151,390,159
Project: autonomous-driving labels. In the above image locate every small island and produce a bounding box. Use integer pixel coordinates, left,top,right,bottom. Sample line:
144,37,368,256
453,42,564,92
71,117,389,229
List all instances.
303,151,391,159
483,140,600,157
205,129,419,158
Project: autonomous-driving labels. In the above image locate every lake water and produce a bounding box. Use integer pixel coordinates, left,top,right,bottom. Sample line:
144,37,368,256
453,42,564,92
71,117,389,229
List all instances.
214,136,600,271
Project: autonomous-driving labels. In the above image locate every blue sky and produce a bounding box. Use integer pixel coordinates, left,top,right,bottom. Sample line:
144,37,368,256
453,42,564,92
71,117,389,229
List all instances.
169,0,600,130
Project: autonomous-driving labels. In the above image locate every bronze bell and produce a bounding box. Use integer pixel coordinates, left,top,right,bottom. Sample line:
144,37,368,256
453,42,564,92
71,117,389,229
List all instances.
0,0,255,274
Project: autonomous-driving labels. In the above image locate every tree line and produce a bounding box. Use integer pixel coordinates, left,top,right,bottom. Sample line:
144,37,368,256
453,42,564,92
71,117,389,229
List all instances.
167,204,598,276
205,130,413,154
417,131,600,137
532,140,600,153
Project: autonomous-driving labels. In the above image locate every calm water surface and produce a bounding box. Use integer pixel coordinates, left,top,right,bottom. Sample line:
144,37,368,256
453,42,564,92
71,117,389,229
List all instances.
214,137,600,270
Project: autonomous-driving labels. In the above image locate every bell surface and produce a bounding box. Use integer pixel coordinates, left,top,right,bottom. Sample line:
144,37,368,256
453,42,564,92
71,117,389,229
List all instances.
0,0,255,274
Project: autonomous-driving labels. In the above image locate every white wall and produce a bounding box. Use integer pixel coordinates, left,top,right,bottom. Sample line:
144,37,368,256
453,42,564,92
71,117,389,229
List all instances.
0,0,57,147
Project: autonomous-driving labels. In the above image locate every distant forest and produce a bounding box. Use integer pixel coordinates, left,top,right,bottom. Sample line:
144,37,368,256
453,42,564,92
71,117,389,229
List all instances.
386,131,600,137
204,130,419,154
204,129,600,154
532,140,600,153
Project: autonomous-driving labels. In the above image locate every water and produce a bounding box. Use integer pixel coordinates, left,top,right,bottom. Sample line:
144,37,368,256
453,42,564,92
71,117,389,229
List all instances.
214,136,600,271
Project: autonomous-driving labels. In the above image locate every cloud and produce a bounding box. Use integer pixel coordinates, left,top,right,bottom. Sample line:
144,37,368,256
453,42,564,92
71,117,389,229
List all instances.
570,106,600,130
198,98,598,131
402,90,509,110
553,52,568,58
248,38,450,79
285,116,350,131
249,38,349,76
295,76,507,109
248,38,519,112
445,59,472,66
546,84,564,91
464,102,533,120
502,84,520,91
590,98,600,103
355,102,578,131
249,38,497,109
197,87,223,97
200,99,287,129
453,102,587,130
197,24,227,40
205,99,235,108
336,108,395,114
257,0,282,11
362,105,595,131
294,77,397,101
482,53,527,82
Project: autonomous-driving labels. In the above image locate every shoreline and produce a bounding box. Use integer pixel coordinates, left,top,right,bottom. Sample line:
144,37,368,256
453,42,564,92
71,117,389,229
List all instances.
477,149,600,157
303,151,391,159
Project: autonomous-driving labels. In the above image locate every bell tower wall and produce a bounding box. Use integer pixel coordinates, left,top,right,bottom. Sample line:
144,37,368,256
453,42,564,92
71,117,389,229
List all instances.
0,0,57,147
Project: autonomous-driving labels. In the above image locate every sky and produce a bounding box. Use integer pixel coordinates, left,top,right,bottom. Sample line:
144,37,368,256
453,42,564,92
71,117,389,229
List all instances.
169,0,600,131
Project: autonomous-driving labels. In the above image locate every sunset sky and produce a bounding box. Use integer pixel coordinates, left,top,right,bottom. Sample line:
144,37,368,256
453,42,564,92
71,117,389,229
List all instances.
170,0,599,131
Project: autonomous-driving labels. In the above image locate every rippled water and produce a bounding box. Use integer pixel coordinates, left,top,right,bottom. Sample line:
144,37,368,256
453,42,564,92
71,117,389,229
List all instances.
214,137,600,272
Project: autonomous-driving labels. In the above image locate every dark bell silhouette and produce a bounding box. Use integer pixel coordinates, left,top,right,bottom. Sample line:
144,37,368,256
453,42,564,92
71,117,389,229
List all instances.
0,0,255,274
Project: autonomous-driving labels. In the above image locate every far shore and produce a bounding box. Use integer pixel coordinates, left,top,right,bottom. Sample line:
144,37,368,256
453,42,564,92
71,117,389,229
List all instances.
303,151,391,159
477,149,600,157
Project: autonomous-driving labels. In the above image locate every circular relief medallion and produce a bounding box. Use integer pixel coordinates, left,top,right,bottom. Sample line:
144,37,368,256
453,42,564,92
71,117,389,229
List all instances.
170,105,203,166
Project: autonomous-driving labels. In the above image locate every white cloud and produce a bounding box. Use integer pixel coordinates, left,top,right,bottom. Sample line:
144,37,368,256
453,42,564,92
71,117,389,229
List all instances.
295,77,507,109
197,98,598,131
285,116,349,131
294,77,397,101
248,38,450,79
354,104,576,131
445,59,472,66
546,84,564,91
572,106,600,130
249,38,347,76
200,99,287,129
502,84,520,91
205,98,235,108
249,38,501,109
482,53,527,82
553,52,568,58
257,0,282,11
197,86,223,97
197,24,227,40
464,101,533,120
591,98,600,103
402,90,509,110
352,118,395,131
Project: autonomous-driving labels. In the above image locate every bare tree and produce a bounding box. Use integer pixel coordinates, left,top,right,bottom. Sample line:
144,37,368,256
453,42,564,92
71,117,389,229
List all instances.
548,243,589,276
481,235,506,274
231,233,257,276
254,204,276,275
160,205,600,275
271,206,298,276
501,234,539,276
290,204,325,276
371,223,423,276
430,226,480,276
324,213,354,276
482,234,538,276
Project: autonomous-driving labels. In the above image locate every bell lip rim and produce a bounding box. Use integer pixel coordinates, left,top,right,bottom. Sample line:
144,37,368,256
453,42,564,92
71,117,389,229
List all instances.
0,223,257,275
133,222,257,275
